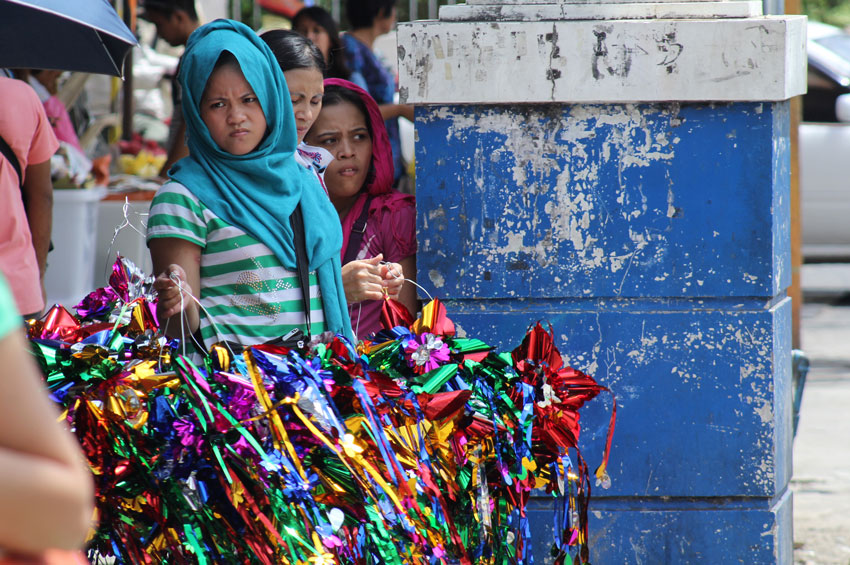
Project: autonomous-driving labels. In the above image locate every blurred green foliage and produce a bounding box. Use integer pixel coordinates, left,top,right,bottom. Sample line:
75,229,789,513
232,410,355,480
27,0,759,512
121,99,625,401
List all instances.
804,0,850,28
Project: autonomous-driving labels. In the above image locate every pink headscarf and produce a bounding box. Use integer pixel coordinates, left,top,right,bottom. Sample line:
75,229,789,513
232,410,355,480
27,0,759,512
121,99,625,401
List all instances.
323,78,399,260
324,78,394,196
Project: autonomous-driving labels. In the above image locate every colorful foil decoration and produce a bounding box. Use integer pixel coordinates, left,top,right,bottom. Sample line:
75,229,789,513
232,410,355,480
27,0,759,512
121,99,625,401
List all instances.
403,332,450,374
31,257,615,565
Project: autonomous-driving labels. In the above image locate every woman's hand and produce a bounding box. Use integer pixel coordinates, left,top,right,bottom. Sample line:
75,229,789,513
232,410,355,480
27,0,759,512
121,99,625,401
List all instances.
153,264,195,320
380,261,404,300
152,264,200,336
342,255,387,303
149,239,202,338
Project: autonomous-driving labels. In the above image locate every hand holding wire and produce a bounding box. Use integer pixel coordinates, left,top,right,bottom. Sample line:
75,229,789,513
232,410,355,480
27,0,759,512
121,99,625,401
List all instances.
153,264,197,320
342,254,387,303
380,261,404,300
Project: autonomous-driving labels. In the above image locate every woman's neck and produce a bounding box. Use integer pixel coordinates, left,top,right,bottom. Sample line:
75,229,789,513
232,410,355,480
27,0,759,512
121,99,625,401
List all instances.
332,192,363,221
350,27,378,49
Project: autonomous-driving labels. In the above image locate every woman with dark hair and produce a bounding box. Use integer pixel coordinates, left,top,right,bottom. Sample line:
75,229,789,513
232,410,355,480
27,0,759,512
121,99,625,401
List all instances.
262,32,408,336
260,29,331,181
342,0,413,186
291,6,351,81
305,79,417,339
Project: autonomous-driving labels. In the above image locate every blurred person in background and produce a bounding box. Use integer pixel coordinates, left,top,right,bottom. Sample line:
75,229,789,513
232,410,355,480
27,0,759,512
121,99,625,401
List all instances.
0,76,58,318
291,6,351,81
0,269,94,562
139,0,200,179
26,70,84,152
342,0,413,187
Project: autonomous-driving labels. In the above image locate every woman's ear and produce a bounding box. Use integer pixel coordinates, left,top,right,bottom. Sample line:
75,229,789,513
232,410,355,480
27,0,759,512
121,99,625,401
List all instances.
174,9,189,26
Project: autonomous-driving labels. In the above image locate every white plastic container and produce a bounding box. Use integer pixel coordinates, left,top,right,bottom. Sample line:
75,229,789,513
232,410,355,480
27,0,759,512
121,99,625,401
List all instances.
44,187,107,308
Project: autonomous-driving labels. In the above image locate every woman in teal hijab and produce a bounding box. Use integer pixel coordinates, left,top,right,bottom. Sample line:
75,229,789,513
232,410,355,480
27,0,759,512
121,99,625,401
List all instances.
147,19,353,349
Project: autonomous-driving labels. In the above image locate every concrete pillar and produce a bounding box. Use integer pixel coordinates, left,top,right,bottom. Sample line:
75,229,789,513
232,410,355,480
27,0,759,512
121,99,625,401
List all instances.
399,1,805,562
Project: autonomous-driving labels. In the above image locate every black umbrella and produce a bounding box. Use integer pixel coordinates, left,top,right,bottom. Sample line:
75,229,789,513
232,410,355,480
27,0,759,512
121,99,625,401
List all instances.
0,0,138,77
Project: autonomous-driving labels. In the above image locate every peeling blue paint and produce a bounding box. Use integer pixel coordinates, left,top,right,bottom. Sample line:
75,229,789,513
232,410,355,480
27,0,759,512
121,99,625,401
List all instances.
415,102,790,300
414,100,792,562
447,299,792,495
526,489,792,564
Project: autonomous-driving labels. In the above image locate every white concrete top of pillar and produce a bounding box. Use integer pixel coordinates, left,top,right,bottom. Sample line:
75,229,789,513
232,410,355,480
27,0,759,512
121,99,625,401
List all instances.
398,15,806,103
464,0,743,3
440,1,763,21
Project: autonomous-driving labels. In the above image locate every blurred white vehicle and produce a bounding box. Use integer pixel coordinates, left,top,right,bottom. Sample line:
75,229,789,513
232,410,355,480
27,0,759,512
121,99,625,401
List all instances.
801,21,850,260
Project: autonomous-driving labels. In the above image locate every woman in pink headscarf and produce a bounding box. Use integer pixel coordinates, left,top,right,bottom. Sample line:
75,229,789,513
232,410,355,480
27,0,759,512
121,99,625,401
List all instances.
305,79,417,339
27,70,83,152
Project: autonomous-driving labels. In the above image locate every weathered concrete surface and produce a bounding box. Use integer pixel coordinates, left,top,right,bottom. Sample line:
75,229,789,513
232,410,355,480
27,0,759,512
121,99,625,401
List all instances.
398,17,806,104
414,99,793,561
440,1,763,21
793,290,850,565
792,375,850,564
416,102,791,302
402,3,803,560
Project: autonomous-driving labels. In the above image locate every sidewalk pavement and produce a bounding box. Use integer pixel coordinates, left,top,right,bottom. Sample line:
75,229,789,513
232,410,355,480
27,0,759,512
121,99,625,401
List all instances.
792,264,850,565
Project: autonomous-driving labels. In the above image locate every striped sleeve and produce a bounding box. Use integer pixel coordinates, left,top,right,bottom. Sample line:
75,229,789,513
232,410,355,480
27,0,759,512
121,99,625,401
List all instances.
146,183,208,247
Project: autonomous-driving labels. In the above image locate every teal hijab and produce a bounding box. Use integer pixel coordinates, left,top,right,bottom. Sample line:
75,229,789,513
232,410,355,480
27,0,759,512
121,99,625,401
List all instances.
170,19,352,340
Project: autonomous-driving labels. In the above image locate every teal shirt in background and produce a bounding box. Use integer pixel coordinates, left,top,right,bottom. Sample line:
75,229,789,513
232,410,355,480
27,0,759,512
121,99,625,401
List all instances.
0,273,21,340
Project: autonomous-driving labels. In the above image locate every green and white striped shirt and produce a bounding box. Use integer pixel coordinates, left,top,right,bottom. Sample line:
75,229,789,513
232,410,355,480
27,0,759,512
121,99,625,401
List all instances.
147,182,325,351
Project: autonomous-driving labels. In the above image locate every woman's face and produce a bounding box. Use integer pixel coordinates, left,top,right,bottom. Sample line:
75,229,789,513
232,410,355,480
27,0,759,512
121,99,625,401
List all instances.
284,67,324,143
305,100,372,212
34,70,63,95
294,16,331,62
200,64,267,155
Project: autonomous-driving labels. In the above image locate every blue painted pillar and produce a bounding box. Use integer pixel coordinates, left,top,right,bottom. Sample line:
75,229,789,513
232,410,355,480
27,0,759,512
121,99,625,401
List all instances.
398,2,806,563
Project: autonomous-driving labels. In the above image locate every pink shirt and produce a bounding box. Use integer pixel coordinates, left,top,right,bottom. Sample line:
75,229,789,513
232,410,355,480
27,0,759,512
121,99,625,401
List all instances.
28,76,83,151
0,77,59,315
344,191,416,340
